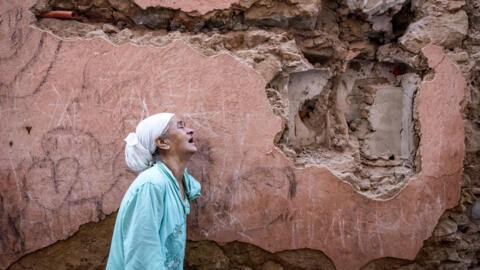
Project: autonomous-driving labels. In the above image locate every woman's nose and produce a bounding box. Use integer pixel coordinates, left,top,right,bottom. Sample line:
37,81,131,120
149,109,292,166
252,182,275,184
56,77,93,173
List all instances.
187,128,194,134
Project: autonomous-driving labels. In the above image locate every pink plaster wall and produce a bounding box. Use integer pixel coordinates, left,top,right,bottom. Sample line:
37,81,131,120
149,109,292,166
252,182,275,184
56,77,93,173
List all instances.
0,1,465,269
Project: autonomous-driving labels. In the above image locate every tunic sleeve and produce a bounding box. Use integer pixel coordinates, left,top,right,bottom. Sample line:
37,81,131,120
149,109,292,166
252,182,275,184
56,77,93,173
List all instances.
184,172,201,201
121,182,166,269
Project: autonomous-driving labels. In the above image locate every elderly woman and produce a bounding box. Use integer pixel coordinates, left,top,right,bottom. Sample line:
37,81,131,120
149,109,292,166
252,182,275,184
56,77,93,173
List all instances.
106,113,201,270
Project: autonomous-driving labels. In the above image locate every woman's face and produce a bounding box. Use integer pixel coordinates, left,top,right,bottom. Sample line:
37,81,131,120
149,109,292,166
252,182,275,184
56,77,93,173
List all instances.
163,115,197,157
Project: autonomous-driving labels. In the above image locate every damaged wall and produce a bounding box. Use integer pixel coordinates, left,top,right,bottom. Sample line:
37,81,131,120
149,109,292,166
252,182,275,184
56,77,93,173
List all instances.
0,0,478,269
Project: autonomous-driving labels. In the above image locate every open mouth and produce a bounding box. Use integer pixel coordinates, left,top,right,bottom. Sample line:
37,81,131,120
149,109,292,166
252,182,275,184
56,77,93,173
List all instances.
188,138,194,143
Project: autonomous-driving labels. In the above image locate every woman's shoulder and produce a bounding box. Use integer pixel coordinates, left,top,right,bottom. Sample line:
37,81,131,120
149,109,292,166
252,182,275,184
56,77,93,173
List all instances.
122,166,168,198
118,167,168,212
135,165,169,186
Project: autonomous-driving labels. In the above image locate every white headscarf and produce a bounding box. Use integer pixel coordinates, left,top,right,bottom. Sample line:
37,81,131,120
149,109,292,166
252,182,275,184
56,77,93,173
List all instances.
124,113,174,171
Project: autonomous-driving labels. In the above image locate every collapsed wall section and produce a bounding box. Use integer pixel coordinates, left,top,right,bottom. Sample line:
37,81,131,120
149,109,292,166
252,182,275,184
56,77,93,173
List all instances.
278,62,420,199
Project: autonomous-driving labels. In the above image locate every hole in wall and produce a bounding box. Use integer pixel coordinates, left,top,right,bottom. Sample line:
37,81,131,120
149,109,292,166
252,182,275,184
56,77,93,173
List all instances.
391,0,414,40
274,60,422,200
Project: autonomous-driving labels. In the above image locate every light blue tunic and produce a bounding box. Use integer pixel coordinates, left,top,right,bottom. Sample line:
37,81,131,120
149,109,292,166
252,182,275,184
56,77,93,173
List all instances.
106,162,201,270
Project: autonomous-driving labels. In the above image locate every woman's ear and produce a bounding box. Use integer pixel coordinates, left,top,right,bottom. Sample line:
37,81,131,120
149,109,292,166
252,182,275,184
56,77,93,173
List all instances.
155,137,170,150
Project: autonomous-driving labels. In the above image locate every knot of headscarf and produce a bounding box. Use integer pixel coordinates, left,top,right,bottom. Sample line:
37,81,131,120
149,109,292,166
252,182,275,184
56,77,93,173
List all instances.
124,113,174,171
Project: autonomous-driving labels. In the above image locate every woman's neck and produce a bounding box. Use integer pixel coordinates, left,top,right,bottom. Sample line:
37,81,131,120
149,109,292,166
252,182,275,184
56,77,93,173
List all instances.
158,155,188,183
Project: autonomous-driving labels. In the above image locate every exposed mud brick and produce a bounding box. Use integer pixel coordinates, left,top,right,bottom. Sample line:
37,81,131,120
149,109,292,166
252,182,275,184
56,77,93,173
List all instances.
243,0,320,30
346,0,406,15
400,11,469,53
364,85,413,160
376,44,421,68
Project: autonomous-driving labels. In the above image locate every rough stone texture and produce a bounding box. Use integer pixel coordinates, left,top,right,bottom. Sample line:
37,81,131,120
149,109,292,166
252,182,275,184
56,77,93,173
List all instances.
133,0,242,14
346,0,406,14
243,0,321,30
133,0,322,20
400,11,469,53
42,0,322,31
406,0,480,268
376,44,422,71
1,0,476,269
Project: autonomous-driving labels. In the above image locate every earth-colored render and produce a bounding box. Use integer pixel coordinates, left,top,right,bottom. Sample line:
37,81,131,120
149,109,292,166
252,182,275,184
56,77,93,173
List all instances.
1,0,479,269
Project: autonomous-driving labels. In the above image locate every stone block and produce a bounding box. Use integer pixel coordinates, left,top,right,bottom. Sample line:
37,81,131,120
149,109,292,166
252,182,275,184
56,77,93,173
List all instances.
363,75,417,162
400,11,468,53
365,85,406,159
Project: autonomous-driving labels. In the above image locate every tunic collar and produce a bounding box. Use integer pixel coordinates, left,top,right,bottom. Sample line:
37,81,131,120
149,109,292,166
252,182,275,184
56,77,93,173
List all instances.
155,162,191,215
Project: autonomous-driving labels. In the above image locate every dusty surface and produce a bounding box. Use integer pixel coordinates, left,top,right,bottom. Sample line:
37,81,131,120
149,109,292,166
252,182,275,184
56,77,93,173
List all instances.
9,213,337,270
1,0,475,269
7,214,116,270
133,0,244,14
